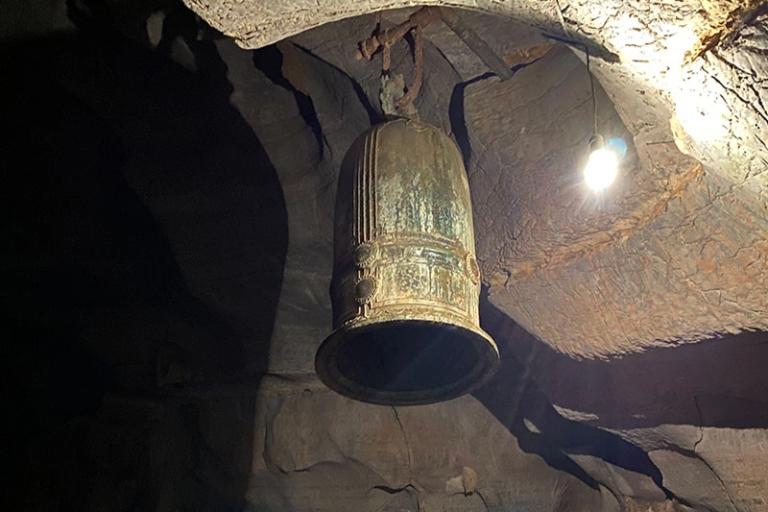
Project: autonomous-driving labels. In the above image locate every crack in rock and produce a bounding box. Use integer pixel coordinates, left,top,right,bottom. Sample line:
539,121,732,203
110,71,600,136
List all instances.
692,396,741,512
392,406,417,492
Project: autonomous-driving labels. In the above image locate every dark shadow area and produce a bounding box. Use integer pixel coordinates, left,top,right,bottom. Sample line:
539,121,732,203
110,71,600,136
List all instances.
2,6,287,509
290,43,381,126
252,45,327,158
473,296,668,496
337,323,480,392
448,74,481,166
449,62,541,167
541,33,620,63
473,291,768,500
479,297,768,430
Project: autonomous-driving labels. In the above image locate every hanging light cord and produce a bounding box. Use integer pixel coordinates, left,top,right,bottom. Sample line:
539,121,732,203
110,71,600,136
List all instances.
586,47,598,136
559,0,598,137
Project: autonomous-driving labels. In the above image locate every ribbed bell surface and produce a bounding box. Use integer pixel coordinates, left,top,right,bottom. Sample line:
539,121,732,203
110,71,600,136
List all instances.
315,118,499,405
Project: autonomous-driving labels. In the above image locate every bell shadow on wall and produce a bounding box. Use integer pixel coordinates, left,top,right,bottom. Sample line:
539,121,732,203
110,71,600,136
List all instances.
473,289,768,496
473,296,663,493
3,15,287,511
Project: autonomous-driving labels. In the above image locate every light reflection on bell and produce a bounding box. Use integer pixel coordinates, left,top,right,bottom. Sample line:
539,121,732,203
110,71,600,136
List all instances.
315,118,499,406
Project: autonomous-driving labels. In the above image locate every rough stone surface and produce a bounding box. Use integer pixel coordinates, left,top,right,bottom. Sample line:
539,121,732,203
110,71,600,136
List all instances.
247,377,612,512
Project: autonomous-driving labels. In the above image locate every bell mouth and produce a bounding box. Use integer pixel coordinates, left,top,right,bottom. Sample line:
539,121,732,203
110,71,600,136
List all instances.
315,320,499,406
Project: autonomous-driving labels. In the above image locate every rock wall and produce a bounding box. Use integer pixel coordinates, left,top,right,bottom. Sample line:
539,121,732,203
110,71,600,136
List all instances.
5,2,768,511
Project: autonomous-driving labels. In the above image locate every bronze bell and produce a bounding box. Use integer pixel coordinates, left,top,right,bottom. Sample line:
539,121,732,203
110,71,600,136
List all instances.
315,118,499,405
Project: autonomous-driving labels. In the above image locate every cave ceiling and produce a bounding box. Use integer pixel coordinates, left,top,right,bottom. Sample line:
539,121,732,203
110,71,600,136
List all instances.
183,1,768,357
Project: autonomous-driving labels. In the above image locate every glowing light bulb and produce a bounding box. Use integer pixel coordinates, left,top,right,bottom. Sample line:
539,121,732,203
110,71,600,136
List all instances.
583,147,619,192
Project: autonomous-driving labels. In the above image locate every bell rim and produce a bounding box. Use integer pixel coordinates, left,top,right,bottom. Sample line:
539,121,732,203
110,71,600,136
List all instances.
315,319,500,406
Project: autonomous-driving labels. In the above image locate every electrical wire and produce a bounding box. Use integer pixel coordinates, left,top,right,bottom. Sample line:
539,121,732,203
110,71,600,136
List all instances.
555,0,598,136
586,47,598,136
